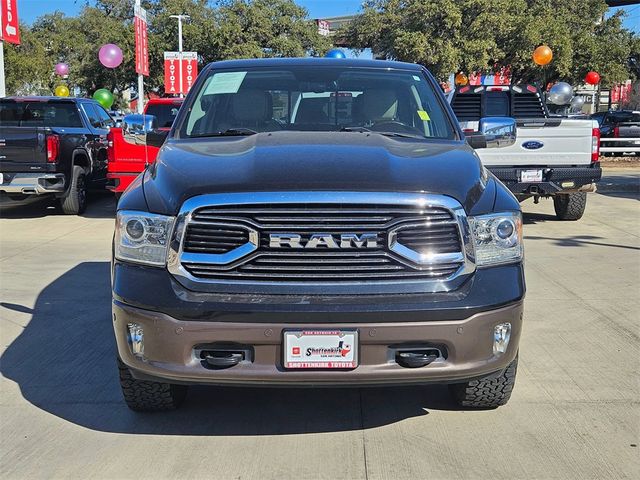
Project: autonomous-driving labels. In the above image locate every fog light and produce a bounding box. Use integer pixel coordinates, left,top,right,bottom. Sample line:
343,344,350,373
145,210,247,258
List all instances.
127,323,144,358
561,181,575,188
493,323,511,356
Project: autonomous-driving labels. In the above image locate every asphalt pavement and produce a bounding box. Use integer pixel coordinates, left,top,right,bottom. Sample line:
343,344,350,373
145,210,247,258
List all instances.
1,169,638,480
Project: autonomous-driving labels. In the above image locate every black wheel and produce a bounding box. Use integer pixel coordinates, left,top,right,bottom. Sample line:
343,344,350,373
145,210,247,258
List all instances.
449,355,518,409
553,192,587,221
118,359,188,412
59,166,87,215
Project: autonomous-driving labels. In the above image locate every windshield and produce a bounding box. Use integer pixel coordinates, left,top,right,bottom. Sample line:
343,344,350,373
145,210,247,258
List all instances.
182,66,456,139
0,101,83,128
146,103,181,129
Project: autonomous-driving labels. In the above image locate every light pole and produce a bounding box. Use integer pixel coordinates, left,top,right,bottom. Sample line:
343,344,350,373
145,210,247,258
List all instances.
169,14,190,97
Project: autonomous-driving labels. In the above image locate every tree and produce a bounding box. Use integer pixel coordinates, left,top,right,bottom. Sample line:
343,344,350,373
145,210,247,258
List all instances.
3,24,50,95
345,0,639,86
3,0,331,101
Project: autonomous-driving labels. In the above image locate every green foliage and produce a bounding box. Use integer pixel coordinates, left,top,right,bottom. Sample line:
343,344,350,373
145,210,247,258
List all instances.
4,0,330,102
345,0,639,87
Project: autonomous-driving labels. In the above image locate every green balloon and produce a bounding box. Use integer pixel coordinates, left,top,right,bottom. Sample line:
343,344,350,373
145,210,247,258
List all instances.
93,88,114,109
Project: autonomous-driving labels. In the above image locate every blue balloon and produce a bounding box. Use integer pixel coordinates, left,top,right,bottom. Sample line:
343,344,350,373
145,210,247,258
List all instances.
325,48,346,59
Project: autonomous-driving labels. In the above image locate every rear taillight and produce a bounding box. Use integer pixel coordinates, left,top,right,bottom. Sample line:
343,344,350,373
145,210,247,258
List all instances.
591,127,600,163
46,134,60,163
107,131,115,163
613,126,620,137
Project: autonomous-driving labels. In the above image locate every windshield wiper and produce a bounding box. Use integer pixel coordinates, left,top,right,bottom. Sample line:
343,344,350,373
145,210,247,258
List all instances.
339,126,372,132
375,131,426,139
191,128,258,138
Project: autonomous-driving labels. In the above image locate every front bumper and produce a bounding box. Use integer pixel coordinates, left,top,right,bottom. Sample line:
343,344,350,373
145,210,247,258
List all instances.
489,165,602,196
114,300,522,386
0,172,66,195
113,261,525,386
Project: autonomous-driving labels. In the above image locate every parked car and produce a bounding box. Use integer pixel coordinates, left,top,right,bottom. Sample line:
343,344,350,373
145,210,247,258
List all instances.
106,98,183,196
113,58,525,412
591,110,640,156
0,96,113,214
450,85,602,220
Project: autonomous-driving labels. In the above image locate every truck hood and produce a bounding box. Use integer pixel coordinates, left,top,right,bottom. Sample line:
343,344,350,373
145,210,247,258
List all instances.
140,131,490,215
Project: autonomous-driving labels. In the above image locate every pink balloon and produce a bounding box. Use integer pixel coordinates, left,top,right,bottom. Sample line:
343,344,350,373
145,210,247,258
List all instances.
98,44,123,69
55,63,69,76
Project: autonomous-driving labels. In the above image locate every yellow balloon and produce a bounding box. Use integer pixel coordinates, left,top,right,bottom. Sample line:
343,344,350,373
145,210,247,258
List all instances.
455,73,468,86
54,85,70,97
533,45,553,66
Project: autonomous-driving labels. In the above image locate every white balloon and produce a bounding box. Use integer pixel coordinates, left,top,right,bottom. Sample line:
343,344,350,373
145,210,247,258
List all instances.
548,82,574,105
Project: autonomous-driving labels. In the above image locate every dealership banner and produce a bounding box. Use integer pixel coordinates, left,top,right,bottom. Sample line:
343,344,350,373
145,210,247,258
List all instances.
1,0,20,44
164,52,198,95
134,5,149,76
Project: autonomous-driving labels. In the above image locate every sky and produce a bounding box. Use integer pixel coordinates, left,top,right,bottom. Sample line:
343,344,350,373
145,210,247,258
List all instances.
16,0,640,32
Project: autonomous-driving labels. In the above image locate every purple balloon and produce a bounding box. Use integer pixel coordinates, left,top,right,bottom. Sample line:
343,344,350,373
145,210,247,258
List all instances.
98,43,123,69
55,63,69,76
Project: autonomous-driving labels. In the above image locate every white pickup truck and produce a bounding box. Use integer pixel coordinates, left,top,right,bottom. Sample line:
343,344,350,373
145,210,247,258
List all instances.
450,85,601,220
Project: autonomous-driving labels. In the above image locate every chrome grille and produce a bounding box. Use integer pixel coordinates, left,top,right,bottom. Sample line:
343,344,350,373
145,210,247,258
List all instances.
183,253,461,281
395,224,461,254
184,224,249,254
177,201,466,283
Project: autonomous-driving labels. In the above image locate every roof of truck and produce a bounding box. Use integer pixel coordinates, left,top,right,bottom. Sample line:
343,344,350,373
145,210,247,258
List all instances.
204,57,424,71
1,96,96,102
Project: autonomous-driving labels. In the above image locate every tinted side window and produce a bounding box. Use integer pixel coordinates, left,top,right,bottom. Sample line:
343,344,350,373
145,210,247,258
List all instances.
81,103,102,129
485,92,510,117
94,105,115,127
0,101,84,127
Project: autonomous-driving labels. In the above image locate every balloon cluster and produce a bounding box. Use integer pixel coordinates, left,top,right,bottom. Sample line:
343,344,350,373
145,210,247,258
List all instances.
90,44,123,108
53,43,123,106
53,62,71,97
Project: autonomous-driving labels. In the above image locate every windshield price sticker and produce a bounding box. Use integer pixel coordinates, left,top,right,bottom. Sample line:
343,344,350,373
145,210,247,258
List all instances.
284,330,358,369
204,72,247,95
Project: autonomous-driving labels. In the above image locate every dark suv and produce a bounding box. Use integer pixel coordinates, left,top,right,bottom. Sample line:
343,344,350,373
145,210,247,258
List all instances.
0,97,113,214
113,58,525,411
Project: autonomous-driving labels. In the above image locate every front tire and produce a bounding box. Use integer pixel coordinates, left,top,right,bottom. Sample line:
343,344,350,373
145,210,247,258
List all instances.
449,355,518,409
118,359,188,412
59,166,87,215
553,192,587,221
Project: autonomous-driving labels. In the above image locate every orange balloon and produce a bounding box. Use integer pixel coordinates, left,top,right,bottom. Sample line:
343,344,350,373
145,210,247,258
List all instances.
533,45,553,66
455,73,468,86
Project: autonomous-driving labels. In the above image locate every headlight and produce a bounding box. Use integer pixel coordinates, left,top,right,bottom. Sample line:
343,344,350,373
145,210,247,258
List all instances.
115,210,175,266
469,212,523,266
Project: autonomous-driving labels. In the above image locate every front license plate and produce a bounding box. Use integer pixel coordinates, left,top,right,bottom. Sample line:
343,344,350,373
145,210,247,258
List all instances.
520,169,543,182
284,330,358,369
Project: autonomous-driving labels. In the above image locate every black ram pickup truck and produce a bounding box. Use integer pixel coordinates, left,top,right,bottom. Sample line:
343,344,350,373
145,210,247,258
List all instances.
0,97,114,214
113,58,525,411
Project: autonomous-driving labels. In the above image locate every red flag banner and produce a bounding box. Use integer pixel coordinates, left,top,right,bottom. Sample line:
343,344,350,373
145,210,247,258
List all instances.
134,5,149,76
1,0,21,45
181,52,198,94
164,52,181,95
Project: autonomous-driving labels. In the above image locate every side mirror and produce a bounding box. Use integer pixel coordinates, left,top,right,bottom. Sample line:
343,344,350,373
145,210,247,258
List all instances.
122,114,158,146
465,117,517,149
